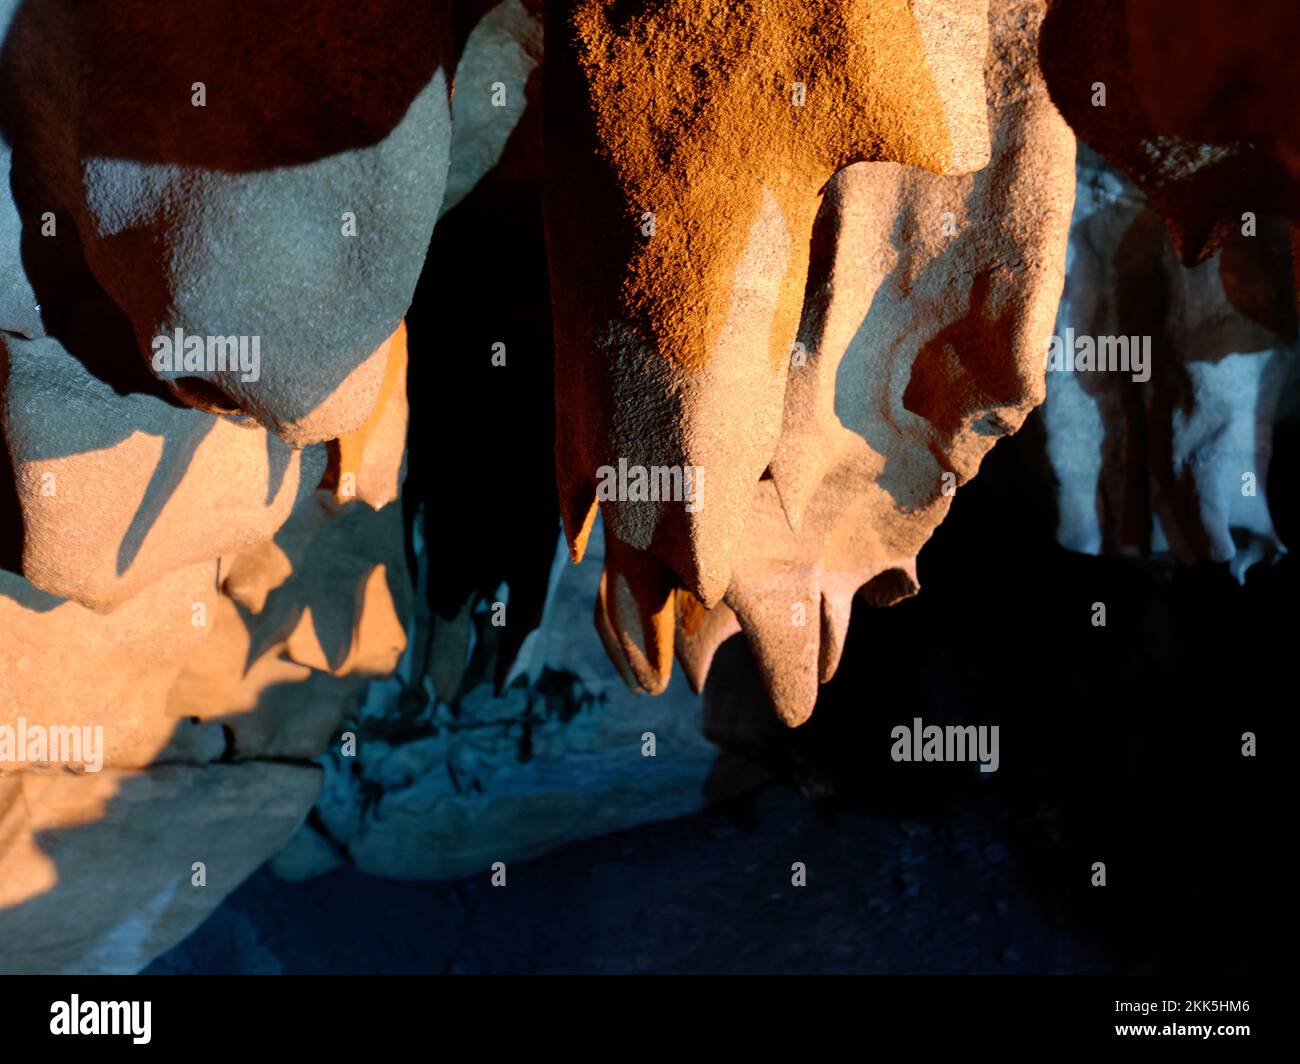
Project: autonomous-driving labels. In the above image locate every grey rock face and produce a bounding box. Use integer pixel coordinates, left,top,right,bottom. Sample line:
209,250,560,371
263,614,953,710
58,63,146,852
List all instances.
0,0,453,444
307,517,769,882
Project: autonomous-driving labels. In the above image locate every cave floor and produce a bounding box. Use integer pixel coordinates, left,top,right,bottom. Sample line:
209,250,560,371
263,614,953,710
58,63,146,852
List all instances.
147,781,1122,975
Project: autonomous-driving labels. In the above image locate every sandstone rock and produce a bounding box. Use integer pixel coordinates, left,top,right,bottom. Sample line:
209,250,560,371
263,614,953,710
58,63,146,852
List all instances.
0,0,430,977
1043,153,1295,579
1040,0,1300,267
2,0,1287,978
165,494,412,759
325,322,410,511
252,499,412,677
0,139,41,340
268,818,344,884
0,763,320,974
547,0,993,610
1,561,221,772
1,324,325,612
441,0,543,216
589,0,1074,724
164,593,355,763
0,0,453,444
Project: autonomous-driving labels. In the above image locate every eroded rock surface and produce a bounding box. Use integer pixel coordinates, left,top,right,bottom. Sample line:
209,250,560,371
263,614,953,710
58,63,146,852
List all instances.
307,518,768,881
0,313,414,972
0,763,322,974
0,0,454,444
1040,0,1300,270
578,0,1074,724
1043,152,1296,578
2,0,1293,977
547,0,993,612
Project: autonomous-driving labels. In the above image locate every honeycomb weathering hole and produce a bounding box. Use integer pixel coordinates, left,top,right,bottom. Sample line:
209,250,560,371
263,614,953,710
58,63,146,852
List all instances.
171,376,244,415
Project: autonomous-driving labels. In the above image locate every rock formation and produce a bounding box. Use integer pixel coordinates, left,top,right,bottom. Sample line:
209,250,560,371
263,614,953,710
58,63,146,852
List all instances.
0,1,447,971
565,0,1074,723
1040,0,1300,271
1037,0,1298,574
547,0,992,617
0,0,1293,974
1043,151,1296,578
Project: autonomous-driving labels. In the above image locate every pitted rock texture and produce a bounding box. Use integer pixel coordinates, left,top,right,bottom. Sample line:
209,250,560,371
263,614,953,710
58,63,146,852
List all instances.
577,0,1074,724
547,0,993,613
